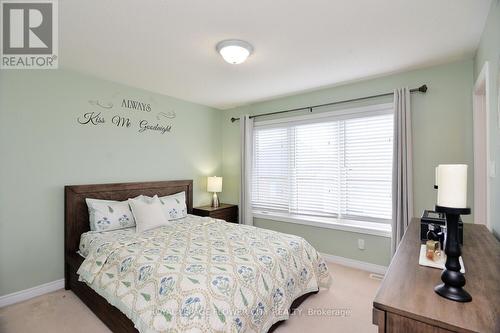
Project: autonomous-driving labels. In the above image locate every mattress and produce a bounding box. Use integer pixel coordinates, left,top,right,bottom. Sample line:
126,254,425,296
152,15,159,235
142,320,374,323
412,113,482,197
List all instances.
77,214,331,333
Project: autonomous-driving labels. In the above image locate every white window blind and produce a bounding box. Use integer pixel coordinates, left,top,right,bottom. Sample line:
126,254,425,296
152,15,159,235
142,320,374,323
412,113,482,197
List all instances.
252,106,393,223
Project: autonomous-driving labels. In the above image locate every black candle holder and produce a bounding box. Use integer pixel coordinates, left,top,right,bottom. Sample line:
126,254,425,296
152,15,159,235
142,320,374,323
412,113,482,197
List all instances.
434,205,472,302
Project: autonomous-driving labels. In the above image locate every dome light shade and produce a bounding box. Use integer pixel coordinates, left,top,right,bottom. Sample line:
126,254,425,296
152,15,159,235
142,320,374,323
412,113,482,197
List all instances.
216,40,253,64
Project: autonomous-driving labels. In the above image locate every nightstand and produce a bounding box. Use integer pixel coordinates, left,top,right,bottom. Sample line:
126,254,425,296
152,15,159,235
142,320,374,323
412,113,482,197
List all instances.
192,204,238,223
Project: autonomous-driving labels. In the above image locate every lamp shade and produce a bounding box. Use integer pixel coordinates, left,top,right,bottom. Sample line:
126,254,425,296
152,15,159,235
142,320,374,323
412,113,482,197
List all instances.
437,164,467,208
207,176,222,193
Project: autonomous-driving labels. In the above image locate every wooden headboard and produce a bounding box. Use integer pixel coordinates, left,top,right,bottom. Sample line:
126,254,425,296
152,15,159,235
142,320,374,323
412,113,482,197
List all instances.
64,180,193,256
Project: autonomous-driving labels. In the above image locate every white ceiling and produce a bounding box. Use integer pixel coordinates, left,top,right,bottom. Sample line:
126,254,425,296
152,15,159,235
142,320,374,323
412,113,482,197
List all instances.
60,0,491,109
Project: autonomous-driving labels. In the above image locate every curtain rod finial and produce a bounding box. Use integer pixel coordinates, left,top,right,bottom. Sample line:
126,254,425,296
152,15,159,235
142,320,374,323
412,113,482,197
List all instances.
419,85,428,93
231,117,238,123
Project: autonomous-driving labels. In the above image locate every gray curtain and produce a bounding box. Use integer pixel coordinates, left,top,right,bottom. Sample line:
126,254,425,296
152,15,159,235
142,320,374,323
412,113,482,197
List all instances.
239,115,254,225
391,88,413,256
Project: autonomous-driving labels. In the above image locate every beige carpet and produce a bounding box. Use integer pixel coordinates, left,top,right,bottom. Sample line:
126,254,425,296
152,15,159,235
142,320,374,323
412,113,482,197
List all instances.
0,263,381,333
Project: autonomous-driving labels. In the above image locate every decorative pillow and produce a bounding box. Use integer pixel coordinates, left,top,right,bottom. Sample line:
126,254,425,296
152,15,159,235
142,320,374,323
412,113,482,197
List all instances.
137,192,188,220
159,191,188,220
86,198,136,232
128,195,170,232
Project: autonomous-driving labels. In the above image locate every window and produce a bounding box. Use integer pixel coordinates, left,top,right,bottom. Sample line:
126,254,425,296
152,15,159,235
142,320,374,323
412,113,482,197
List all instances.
252,104,393,228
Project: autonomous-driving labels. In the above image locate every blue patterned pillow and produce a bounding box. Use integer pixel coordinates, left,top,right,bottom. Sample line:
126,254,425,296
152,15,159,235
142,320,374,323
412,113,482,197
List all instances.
159,192,187,220
86,198,136,232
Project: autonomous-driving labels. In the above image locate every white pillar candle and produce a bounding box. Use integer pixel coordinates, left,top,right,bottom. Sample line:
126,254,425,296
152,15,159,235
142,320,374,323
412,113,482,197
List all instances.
437,164,468,208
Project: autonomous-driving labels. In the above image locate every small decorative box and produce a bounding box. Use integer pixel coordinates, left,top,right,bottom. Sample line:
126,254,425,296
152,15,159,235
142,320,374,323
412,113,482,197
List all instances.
420,210,463,245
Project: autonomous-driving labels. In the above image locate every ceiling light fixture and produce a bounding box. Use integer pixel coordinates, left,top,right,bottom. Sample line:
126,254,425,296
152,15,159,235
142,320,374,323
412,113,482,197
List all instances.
216,39,253,65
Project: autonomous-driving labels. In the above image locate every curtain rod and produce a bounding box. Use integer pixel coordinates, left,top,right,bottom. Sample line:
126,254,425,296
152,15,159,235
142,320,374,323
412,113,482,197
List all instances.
230,84,427,122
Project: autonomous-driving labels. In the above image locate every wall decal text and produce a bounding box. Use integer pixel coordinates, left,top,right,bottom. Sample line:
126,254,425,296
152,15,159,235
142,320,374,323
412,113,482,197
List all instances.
121,99,152,112
78,94,176,135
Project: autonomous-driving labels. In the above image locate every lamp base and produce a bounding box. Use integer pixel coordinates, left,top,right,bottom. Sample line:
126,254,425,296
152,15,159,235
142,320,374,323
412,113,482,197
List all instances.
434,283,472,302
211,192,220,208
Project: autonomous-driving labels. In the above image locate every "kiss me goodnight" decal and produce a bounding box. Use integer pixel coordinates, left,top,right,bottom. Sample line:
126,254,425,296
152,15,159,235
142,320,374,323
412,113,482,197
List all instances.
77,96,175,135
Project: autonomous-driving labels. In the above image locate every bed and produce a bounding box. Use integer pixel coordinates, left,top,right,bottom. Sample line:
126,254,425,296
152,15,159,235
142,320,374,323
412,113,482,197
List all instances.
65,180,330,333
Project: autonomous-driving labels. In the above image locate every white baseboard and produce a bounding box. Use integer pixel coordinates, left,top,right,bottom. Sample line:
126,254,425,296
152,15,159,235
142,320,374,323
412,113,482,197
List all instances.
0,279,64,308
320,252,387,275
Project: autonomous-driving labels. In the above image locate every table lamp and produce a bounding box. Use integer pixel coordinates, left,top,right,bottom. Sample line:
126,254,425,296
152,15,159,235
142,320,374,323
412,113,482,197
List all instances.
434,164,472,302
207,176,222,208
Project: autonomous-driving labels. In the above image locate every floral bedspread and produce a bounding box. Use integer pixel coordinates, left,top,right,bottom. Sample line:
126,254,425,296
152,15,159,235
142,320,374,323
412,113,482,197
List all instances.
77,215,331,333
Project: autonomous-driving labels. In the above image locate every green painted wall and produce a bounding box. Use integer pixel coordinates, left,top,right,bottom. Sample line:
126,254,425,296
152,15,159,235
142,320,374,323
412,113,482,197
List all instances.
0,70,222,296
474,0,500,238
221,59,475,266
0,43,481,296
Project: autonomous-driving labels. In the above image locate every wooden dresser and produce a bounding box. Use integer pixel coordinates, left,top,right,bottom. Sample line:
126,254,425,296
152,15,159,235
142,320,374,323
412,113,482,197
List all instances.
373,218,500,333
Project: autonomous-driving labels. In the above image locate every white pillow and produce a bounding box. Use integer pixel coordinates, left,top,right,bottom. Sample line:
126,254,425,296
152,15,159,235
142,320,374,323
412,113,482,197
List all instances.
129,195,170,232
86,198,136,232
159,192,188,220
136,192,188,220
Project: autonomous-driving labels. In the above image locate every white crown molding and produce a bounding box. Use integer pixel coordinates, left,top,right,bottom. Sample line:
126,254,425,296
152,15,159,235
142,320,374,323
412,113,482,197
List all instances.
0,279,64,308
320,252,387,275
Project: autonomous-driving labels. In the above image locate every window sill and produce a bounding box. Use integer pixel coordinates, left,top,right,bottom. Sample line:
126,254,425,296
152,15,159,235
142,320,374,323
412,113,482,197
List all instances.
252,210,392,238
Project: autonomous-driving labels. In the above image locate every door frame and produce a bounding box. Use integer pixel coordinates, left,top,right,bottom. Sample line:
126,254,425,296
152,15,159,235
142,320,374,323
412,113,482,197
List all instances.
472,61,490,230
